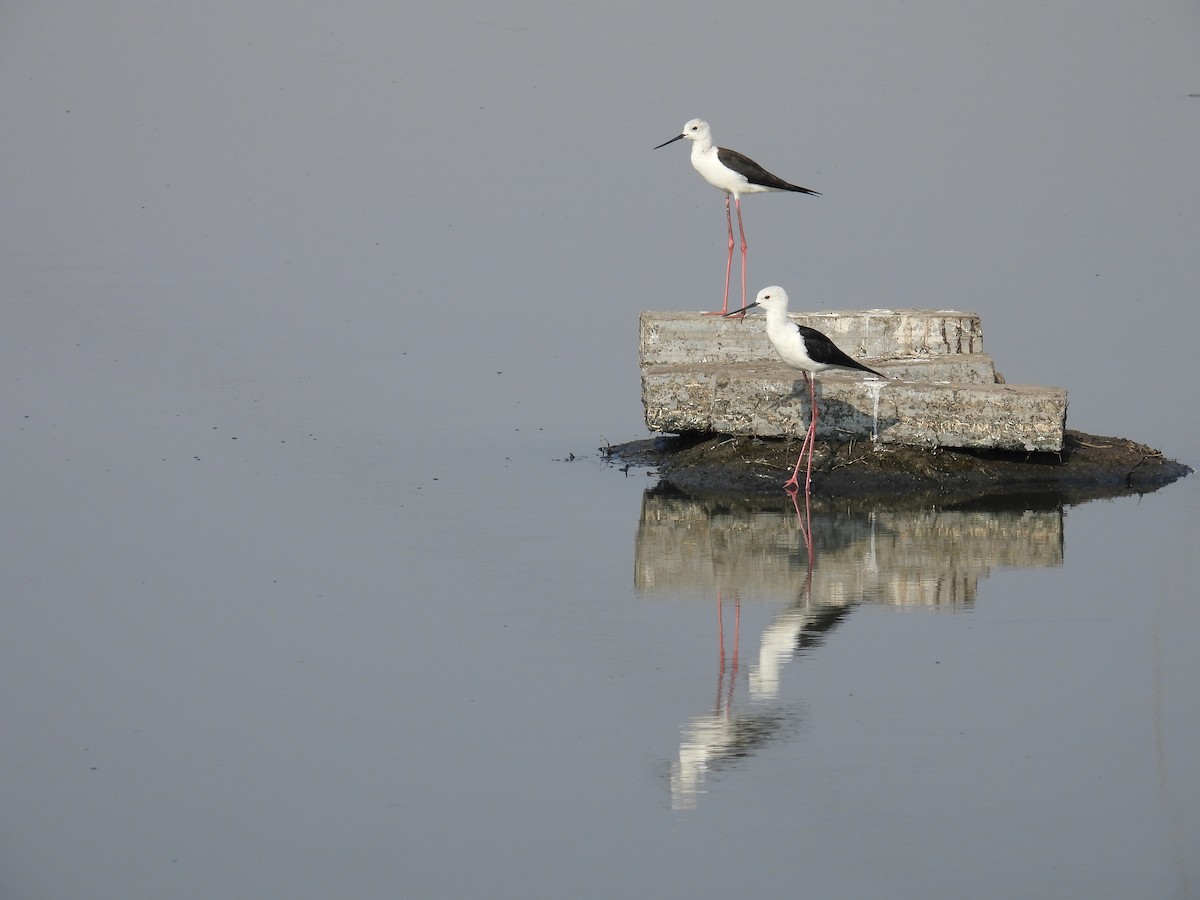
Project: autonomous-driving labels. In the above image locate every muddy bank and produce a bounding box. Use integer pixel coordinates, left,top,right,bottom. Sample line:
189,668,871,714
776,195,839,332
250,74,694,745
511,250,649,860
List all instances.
607,430,1191,503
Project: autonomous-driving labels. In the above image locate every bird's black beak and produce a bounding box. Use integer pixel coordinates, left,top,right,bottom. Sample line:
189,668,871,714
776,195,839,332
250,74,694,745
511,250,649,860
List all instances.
653,133,685,150
724,302,759,317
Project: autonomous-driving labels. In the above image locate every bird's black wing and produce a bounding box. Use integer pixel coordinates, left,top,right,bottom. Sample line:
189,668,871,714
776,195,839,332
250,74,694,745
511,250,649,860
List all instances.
717,147,821,195
798,325,886,378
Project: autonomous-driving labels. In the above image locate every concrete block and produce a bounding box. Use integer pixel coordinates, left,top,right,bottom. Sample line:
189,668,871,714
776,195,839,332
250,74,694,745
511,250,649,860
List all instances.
860,353,997,384
639,309,1067,452
640,309,984,367
642,361,1067,452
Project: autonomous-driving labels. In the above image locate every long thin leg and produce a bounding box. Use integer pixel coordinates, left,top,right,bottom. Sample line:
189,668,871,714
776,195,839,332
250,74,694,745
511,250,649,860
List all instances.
725,597,740,715
705,197,736,316
716,592,741,716
717,591,727,673
784,421,813,490
783,374,818,492
783,380,810,490
787,487,814,573
805,374,819,493
734,196,748,310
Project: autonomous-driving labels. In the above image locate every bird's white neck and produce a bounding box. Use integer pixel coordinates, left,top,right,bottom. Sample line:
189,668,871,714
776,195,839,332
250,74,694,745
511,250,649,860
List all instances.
762,304,793,332
689,135,715,164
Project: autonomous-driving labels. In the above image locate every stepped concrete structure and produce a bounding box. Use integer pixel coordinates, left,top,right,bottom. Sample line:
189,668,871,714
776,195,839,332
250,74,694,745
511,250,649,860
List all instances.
640,309,1067,452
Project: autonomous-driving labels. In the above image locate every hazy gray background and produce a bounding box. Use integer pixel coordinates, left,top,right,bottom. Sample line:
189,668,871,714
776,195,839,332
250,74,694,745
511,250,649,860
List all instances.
3,1,1198,460
1,2,1198,898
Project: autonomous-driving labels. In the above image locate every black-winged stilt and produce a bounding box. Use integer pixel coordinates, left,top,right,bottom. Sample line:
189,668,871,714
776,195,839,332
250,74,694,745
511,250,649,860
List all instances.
726,286,886,493
655,119,820,315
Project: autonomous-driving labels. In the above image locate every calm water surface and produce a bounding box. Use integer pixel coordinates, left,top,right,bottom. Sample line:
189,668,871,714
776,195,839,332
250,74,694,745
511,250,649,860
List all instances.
3,417,1197,898
4,3,1199,896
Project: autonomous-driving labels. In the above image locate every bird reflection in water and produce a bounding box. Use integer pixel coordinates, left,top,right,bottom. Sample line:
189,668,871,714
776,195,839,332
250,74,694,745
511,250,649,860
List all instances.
648,487,1069,809
671,494,822,810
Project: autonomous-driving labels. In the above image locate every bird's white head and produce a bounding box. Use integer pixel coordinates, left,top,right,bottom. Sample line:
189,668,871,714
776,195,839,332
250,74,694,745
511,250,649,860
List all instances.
678,118,710,142
653,118,712,150
753,286,790,314
722,284,791,319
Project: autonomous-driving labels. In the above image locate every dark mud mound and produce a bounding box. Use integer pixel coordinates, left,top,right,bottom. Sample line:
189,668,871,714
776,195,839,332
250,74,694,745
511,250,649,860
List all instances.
608,430,1191,502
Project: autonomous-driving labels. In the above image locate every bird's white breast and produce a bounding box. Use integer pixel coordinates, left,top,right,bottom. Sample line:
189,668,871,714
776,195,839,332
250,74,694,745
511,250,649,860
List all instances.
766,320,820,372
690,143,746,195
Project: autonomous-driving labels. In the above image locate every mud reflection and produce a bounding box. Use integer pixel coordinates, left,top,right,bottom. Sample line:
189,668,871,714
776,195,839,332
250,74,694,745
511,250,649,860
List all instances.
635,488,1065,809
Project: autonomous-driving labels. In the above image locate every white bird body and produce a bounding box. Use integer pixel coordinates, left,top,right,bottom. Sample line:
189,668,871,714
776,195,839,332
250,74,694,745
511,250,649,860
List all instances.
726,286,886,492
674,119,820,199
654,119,819,314
745,287,887,381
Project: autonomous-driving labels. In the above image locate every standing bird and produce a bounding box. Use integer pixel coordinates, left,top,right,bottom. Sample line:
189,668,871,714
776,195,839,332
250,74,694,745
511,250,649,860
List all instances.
726,286,886,493
655,119,820,316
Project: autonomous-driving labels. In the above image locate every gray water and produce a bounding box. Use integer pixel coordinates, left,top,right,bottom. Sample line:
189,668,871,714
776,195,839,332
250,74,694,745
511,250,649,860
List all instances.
3,3,1199,898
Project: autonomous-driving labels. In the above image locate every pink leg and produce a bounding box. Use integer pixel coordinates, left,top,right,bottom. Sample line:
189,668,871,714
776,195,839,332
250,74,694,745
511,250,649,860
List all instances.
784,423,813,490
804,375,819,493
731,598,740,672
783,374,818,492
705,197,737,316
716,592,741,715
717,591,727,672
734,196,748,310
787,487,814,566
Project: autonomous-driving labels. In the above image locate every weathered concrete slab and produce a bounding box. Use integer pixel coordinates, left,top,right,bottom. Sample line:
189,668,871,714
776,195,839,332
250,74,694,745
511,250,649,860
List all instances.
642,361,1067,452
640,309,1067,452
641,309,984,366
857,353,997,384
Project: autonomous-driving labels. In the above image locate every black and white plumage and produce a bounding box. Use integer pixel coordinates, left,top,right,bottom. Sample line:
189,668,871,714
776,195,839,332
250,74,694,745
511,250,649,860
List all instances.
654,119,820,315
726,286,886,492
653,119,820,199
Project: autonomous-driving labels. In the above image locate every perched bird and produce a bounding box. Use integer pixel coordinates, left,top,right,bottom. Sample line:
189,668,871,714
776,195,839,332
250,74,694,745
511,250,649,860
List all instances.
655,119,820,315
726,286,886,493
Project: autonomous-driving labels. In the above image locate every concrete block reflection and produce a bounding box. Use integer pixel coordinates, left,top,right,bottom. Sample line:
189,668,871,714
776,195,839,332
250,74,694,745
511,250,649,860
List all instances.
635,493,1062,609
636,491,1064,810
